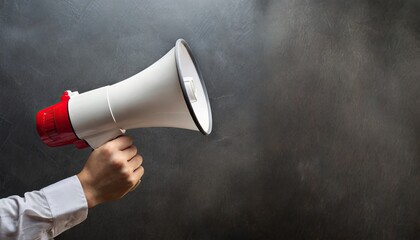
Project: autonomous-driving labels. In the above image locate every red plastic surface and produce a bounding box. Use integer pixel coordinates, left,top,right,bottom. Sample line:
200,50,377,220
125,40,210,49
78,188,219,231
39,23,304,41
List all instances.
36,91,89,149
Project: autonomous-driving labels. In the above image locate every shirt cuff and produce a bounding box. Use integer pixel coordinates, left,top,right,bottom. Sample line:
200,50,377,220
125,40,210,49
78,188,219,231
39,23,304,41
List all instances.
41,176,88,237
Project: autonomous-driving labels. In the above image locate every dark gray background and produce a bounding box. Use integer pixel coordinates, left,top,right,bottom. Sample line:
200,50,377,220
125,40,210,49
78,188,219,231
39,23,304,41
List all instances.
1,0,419,239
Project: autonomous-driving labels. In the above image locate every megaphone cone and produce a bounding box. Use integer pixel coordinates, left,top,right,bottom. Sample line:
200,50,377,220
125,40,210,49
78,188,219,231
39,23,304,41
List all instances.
36,39,212,149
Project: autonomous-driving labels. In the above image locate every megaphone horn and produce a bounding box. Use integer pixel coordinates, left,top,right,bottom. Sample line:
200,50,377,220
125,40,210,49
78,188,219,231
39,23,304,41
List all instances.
36,39,213,149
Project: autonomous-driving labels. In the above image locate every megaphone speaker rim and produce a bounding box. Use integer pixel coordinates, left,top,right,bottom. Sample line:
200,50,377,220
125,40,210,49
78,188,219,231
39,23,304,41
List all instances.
175,39,213,135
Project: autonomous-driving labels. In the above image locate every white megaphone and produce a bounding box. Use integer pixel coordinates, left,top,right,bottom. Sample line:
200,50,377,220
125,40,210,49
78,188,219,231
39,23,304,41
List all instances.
36,39,212,149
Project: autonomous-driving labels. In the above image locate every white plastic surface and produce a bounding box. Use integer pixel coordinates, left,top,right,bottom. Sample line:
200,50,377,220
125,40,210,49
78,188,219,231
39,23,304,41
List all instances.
176,42,212,133
67,39,211,148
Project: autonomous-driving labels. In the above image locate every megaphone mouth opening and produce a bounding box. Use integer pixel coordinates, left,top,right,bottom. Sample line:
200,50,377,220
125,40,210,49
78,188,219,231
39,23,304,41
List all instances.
175,39,213,135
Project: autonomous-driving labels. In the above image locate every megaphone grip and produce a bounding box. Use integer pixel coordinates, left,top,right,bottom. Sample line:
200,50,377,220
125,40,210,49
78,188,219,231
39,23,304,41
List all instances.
84,128,126,149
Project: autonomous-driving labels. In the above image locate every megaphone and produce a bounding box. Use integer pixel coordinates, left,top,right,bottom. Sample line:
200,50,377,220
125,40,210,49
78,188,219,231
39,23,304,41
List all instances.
36,39,212,149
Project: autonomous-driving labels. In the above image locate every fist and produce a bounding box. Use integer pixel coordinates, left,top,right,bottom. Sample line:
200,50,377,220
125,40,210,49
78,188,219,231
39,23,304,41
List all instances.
77,136,144,208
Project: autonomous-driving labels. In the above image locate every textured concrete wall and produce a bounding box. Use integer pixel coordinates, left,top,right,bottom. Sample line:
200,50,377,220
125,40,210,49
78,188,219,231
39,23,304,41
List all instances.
0,0,419,239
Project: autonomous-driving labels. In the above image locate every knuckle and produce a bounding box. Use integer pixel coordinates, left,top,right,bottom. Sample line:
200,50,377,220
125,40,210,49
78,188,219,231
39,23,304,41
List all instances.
101,144,114,156
121,168,131,178
111,158,124,168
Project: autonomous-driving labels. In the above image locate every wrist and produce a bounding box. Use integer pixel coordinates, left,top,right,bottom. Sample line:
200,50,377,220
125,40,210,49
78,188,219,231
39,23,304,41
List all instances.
77,172,101,208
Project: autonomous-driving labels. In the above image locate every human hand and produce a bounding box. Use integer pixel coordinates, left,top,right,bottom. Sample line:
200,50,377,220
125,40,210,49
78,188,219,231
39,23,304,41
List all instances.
77,136,144,208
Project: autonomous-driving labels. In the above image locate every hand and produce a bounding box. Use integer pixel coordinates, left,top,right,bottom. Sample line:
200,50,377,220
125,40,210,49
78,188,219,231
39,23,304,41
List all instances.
77,136,144,208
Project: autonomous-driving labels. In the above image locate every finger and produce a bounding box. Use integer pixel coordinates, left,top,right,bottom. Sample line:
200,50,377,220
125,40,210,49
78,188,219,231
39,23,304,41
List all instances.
129,180,141,192
129,166,144,192
121,145,138,160
113,136,133,150
133,165,144,180
128,155,143,171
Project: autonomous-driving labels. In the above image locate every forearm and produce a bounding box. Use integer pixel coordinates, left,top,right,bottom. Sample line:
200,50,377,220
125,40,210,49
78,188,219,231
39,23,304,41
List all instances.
0,176,88,239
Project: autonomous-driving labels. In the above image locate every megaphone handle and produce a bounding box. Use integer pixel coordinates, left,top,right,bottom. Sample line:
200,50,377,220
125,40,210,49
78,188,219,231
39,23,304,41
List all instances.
84,128,126,149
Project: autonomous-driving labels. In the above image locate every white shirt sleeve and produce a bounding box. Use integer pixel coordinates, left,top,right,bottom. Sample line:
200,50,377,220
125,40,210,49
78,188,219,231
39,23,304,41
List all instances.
0,176,88,240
